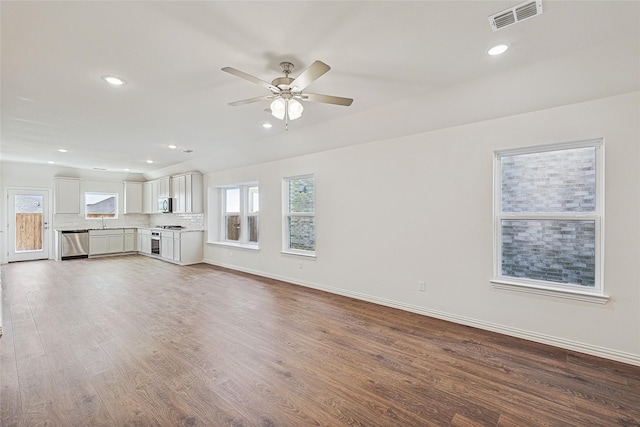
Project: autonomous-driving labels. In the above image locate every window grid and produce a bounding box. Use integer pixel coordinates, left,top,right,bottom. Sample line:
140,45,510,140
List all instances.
221,184,259,246
283,174,315,256
493,139,603,294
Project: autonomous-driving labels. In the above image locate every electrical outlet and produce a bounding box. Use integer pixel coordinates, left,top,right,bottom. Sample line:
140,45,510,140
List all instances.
418,281,426,292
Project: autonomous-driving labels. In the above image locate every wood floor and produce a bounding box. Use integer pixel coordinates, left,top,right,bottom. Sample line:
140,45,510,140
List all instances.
1,256,639,426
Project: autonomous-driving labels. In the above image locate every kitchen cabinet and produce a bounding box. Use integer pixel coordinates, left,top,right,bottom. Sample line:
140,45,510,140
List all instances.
142,181,153,214
124,229,136,252
175,231,203,265
89,229,125,255
54,178,81,214
158,177,170,199
171,172,203,213
161,231,174,260
124,181,143,214
137,229,203,265
139,228,152,254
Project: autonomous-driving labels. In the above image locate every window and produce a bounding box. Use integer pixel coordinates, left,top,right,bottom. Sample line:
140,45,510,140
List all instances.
85,192,117,219
221,184,259,245
493,139,605,301
283,174,315,256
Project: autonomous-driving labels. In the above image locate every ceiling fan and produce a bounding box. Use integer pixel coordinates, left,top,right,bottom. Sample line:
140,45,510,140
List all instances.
221,60,353,129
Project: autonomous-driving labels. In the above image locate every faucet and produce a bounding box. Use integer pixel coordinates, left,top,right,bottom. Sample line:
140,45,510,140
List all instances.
101,216,106,229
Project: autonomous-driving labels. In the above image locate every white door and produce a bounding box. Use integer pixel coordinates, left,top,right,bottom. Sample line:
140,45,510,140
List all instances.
7,189,50,262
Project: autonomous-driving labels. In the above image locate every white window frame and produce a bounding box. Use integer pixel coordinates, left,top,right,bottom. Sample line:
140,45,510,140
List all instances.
215,183,259,249
282,174,316,257
491,139,608,304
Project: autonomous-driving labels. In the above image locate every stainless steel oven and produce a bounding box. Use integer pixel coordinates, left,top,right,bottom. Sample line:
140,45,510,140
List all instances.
151,231,160,255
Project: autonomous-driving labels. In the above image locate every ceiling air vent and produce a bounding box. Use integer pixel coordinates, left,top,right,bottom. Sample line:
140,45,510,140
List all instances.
488,0,543,32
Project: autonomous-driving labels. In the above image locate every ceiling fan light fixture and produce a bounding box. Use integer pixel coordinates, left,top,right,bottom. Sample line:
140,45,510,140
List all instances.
288,99,303,120
270,98,286,120
270,98,303,121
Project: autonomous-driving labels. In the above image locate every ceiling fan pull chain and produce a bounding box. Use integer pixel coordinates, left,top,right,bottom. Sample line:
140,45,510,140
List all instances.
285,99,289,131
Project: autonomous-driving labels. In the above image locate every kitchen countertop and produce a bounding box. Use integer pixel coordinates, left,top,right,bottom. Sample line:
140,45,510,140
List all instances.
55,227,204,232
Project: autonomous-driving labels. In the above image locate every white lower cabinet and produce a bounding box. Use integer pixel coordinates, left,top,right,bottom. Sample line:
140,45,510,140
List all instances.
161,231,174,260
137,229,202,265
89,229,127,255
139,229,151,255
176,231,203,265
124,229,136,252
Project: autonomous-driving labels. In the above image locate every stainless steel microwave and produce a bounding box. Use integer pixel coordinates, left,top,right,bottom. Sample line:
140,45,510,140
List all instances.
158,197,172,213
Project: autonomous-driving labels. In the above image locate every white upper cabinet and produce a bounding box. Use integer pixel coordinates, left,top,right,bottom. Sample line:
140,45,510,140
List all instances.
54,178,80,214
158,177,170,199
171,172,203,213
123,181,143,214
143,180,160,213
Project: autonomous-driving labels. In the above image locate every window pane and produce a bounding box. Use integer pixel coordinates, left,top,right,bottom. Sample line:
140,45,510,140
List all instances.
501,219,595,287
248,216,258,243
288,177,314,213
501,147,595,213
225,215,240,241
15,195,43,252
86,192,117,218
288,216,315,251
225,188,240,213
248,186,259,213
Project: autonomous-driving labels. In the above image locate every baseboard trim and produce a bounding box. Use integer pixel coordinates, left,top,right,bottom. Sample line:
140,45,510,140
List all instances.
203,259,640,367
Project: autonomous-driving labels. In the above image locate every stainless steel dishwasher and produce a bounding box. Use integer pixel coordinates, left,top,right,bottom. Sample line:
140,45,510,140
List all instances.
61,230,90,260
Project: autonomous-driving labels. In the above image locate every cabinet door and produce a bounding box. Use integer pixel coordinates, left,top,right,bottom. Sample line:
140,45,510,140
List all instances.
124,182,143,214
142,182,152,214
107,235,124,253
158,177,170,199
161,237,173,259
141,236,151,254
90,235,108,255
124,233,135,252
151,180,159,211
55,178,81,214
171,175,186,213
173,236,181,262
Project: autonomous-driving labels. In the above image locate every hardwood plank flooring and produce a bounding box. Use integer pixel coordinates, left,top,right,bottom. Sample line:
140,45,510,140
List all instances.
1,255,639,426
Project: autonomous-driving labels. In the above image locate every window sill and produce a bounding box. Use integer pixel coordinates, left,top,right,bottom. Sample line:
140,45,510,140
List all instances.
280,250,316,259
491,279,609,304
207,241,259,251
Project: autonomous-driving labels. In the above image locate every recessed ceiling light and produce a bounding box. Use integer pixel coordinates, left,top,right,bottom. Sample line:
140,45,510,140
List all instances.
124,168,131,171
262,123,273,129
48,161,56,164
488,44,509,56
101,75,126,86
58,148,68,153
146,160,154,164
168,144,177,149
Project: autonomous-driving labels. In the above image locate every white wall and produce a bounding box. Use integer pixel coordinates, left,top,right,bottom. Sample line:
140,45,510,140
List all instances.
204,92,640,366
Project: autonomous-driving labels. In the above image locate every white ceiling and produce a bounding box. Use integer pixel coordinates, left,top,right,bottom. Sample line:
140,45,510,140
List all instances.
2,1,638,178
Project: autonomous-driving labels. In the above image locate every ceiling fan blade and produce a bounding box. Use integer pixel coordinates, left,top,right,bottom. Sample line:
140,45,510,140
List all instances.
228,95,277,107
291,60,330,91
221,67,278,92
300,93,353,106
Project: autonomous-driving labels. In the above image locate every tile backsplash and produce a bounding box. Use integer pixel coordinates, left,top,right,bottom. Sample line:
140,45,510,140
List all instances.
150,213,204,230
54,213,204,230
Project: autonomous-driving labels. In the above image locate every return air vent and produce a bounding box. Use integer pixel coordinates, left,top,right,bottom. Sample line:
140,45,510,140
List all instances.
489,0,543,31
